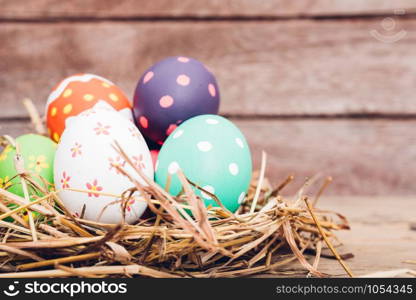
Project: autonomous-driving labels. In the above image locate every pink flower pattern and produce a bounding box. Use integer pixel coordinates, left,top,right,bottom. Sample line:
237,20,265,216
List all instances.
129,127,142,140
126,198,135,212
108,156,126,174
70,142,82,158
132,155,146,170
94,122,111,135
86,179,103,198
60,172,71,189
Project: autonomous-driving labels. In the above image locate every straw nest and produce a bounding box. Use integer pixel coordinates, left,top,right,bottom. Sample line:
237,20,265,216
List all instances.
0,100,353,278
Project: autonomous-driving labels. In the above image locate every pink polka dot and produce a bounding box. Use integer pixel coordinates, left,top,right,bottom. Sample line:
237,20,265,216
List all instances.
208,83,216,97
159,95,174,108
157,140,163,145
143,71,154,84
166,124,177,136
177,57,189,63
139,116,148,128
176,74,190,86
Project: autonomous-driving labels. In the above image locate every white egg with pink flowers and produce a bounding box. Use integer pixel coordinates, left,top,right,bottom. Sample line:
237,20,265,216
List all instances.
54,102,153,224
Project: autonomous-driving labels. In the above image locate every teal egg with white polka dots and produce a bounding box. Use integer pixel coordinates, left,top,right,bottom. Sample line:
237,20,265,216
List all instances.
155,114,252,212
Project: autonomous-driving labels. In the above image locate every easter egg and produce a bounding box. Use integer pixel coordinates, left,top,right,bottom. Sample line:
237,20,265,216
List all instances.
0,134,56,197
133,56,220,145
155,115,252,213
150,150,159,170
46,73,132,143
54,105,153,224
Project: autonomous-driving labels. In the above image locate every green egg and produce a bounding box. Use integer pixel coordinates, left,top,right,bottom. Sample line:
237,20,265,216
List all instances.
155,115,252,213
0,134,56,197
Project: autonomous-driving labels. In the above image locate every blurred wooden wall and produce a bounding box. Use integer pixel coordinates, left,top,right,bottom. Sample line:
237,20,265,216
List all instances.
1,0,416,195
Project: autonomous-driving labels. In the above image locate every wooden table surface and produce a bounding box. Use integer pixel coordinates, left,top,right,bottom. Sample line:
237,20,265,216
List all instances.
1,1,416,277
326,196,415,277
2,119,416,277
273,196,416,277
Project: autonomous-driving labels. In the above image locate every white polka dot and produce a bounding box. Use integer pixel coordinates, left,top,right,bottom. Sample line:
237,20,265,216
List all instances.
238,192,246,204
168,161,180,174
229,163,239,176
173,130,184,139
206,118,219,125
235,138,244,149
155,160,159,172
197,141,213,152
201,185,215,200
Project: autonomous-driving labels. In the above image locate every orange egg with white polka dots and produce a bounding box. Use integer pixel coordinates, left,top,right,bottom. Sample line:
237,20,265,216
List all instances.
46,74,132,142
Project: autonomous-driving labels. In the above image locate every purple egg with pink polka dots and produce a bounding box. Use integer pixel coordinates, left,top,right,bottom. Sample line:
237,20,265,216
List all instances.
133,56,220,144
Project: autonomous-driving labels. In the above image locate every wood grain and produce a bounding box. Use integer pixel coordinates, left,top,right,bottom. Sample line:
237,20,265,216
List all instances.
257,196,416,277
0,0,415,19
1,19,416,118
318,196,416,277
1,119,415,195
240,119,416,196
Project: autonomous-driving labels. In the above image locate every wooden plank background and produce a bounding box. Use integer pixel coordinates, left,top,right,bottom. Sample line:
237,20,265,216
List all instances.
1,1,415,195
2,20,416,118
